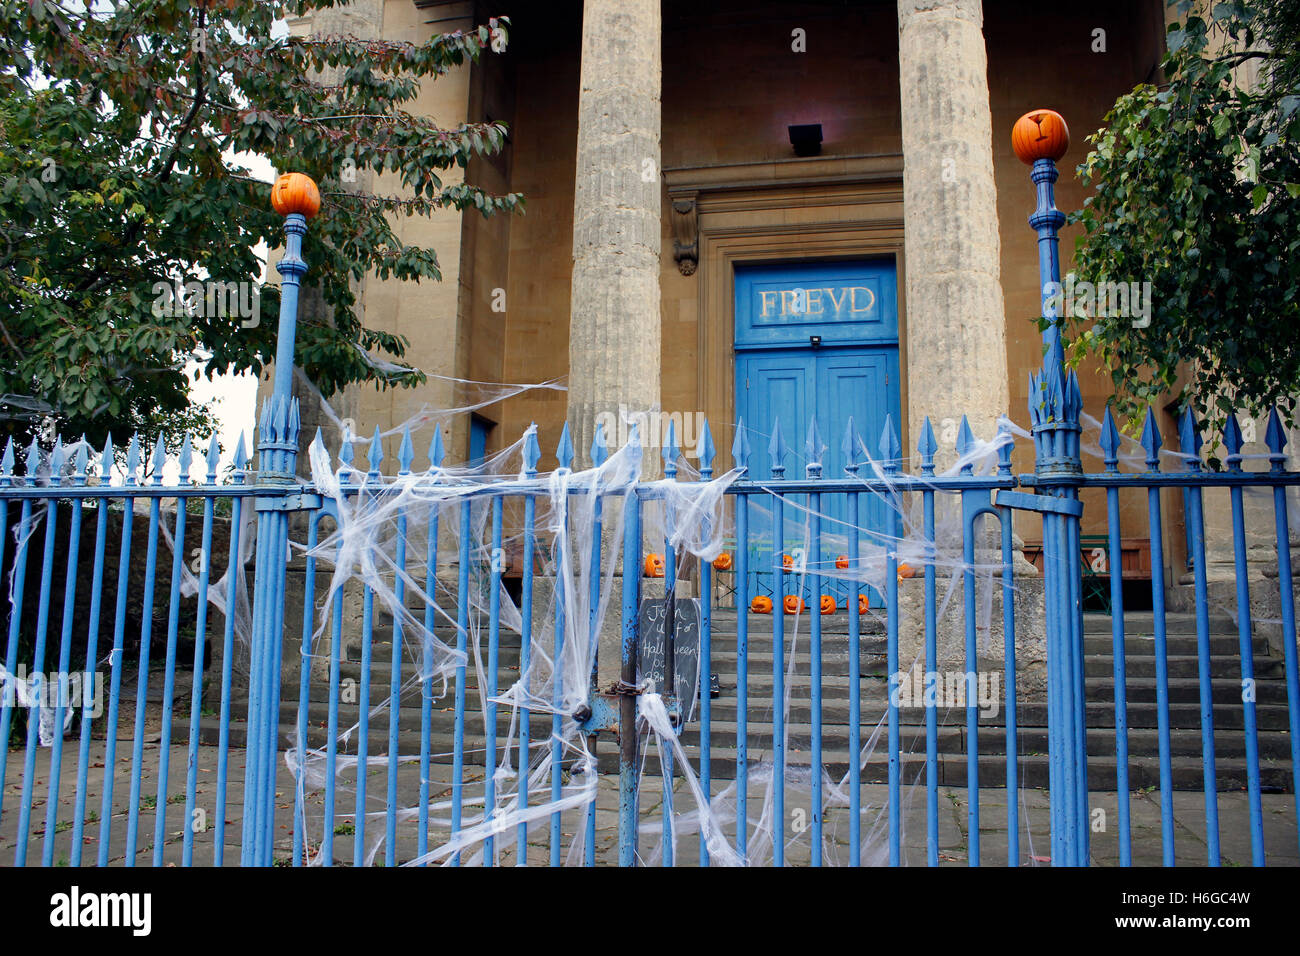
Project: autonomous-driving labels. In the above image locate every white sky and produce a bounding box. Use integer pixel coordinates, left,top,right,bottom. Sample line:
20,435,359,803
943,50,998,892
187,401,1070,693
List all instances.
176,149,273,482
181,19,289,481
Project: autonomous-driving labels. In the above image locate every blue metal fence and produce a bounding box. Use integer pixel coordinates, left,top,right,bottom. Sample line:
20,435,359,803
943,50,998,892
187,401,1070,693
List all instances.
1,126,1298,866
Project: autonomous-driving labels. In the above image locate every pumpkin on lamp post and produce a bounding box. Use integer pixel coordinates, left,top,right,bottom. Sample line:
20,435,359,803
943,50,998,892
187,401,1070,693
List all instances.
271,172,322,219
1011,109,1070,164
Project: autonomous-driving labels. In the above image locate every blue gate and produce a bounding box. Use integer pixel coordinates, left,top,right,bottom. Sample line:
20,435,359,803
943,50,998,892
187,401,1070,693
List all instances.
1,117,1297,866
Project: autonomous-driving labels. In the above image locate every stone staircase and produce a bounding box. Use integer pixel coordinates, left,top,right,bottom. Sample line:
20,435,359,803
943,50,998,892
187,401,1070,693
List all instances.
203,609,1297,792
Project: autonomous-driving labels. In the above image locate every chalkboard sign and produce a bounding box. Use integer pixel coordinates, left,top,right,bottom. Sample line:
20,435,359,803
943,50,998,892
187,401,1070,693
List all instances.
637,596,701,723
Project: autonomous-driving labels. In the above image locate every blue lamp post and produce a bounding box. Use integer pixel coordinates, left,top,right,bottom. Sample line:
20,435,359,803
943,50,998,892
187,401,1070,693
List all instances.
1015,110,1090,866
242,172,320,865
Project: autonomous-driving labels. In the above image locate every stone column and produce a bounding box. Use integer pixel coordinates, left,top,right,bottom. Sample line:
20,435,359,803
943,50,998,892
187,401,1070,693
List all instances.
895,2,1046,695
897,0,1008,456
566,0,662,469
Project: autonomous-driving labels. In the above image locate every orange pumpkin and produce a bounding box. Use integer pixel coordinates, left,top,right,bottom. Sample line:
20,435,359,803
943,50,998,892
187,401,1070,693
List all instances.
751,595,773,614
782,553,794,571
783,595,806,615
643,553,665,578
820,594,836,615
854,593,870,614
897,563,916,579
1011,109,1069,165
712,552,733,571
271,172,322,218
835,554,849,569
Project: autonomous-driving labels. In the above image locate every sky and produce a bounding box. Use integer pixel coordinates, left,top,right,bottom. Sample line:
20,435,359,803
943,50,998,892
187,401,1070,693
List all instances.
185,19,289,480
165,145,274,484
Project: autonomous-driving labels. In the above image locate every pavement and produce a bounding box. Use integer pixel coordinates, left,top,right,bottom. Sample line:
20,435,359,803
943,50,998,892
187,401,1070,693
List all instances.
2,736,1296,866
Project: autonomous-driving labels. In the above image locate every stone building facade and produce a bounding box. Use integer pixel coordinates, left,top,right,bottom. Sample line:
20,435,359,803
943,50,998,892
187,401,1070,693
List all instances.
278,0,1294,620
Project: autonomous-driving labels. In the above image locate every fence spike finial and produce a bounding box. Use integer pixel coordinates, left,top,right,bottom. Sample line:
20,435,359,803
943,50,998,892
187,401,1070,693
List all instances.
956,415,975,474
805,415,823,477
663,417,679,477
1064,369,1082,420
100,433,114,479
956,415,975,456
591,421,609,468
1099,405,1120,472
1223,413,1244,471
768,416,788,477
150,435,166,485
339,426,355,470
429,423,446,469
366,426,384,475
1,437,15,478
995,417,1014,476
1177,406,1202,471
523,423,540,475
731,418,751,475
1265,407,1288,471
232,431,249,472
918,416,937,475
698,418,715,478
1139,406,1163,471
398,425,414,474
24,436,40,478
259,397,276,446
73,436,90,483
879,414,901,473
206,434,221,482
626,418,643,470
125,434,142,484
841,415,860,474
179,435,194,483
557,421,574,470
50,437,66,483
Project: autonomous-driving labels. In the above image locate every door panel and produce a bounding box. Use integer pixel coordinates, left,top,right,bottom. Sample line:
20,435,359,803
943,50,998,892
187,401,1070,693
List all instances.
733,260,901,609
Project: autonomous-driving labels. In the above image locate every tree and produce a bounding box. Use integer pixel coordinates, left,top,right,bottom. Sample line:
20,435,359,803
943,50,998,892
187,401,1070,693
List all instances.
1067,0,1300,436
0,0,521,450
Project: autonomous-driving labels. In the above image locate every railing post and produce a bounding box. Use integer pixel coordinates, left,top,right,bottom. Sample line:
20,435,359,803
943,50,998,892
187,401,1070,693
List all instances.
1015,111,1089,866
618,424,644,867
242,173,320,865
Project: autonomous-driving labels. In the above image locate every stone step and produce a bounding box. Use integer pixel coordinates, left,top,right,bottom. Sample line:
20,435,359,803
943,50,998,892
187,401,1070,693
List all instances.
269,695,1300,746
198,719,1297,793
664,697,1297,731
702,609,1237,637
318,639,1278,695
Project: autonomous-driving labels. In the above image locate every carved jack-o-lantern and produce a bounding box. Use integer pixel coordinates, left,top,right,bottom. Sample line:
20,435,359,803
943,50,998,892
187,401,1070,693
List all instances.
835,554,850,569
712,552,733,571
820,594,837,615
782,553,794,571
783,594,806,615
856,593,870,614
897,563,917,580
643,553,665,578
271,172,322,218
751,595,773,614
1011,109,1070,165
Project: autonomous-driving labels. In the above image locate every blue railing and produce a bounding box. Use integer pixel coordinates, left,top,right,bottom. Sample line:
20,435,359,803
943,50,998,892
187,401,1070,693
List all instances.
2,120,1298,865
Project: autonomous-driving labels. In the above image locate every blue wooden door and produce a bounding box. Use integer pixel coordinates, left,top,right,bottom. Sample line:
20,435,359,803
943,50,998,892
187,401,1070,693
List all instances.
734,260,901,607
